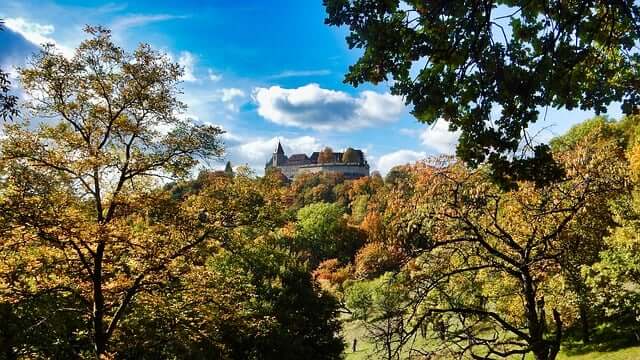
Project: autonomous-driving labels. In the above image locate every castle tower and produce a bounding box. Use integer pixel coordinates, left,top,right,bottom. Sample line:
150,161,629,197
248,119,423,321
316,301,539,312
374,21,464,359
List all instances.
273,140,286,166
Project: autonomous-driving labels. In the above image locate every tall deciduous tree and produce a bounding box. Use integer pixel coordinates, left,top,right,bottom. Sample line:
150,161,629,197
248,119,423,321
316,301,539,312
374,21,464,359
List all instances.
585,142,640,340
324,0,640,186
0,26,223,358
375,137,626,359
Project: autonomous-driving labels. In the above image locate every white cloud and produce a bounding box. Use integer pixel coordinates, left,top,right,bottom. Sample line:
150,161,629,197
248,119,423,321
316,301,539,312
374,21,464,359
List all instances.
178,51,197,82
419,119,460,154
236,136,321,162
268,69,331,79
219,88,245,102
207,69,222,82
375,149,426,175
253,83,405,131
4,17,73,57
111,14,187,32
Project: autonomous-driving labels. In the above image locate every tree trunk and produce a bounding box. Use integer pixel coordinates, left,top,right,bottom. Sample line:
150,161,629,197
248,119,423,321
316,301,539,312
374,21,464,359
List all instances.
579,303,590,343
93,241,107,359
522,271,562,360
0,303,17,360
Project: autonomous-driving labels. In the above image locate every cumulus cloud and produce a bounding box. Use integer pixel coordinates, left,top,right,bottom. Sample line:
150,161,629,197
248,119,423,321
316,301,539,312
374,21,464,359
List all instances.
219,88,245,102
178,51,197,82
4,17,73,57
375,149,426,175
253,83,405,131
236,136,321,162
419,119,460,154
0,26,40,69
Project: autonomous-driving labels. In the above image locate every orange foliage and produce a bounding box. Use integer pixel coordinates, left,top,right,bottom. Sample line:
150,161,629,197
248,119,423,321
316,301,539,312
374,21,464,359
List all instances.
354,242,404,279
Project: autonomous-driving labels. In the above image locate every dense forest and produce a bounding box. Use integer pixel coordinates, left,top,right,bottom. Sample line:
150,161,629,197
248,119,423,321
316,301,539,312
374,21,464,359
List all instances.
2,2,640,359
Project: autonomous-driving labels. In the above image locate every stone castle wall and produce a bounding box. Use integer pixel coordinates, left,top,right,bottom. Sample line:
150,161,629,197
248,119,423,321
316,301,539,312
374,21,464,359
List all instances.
290,162,369,179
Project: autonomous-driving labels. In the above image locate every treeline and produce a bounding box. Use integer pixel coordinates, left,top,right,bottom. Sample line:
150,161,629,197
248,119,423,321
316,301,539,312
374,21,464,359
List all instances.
2,26,640,360
309,115,640,360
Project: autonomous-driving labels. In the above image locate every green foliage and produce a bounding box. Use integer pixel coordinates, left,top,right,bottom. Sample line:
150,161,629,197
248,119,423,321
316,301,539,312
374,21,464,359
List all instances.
0,21,18,121
551,117,622,152
344,273,408,323
344,280,375,321
342,148,360,163
384,165,412,186
224,160,234,175
324,0,640,186
350,195,369,224
585,189,640,333
318,147,335,164
295,202,364,264
112,238,345,360
290,172,345,208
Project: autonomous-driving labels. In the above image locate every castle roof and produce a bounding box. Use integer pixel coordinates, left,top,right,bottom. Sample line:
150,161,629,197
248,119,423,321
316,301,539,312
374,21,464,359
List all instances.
275,141,285,154
266,143,368,169
287,153,311,165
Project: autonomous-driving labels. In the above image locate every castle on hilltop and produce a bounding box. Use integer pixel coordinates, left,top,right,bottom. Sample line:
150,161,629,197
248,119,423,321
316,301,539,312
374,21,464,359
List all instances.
265,141,370,180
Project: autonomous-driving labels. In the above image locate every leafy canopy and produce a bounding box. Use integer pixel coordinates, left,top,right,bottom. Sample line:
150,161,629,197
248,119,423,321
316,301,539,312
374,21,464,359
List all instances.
324,0,640,186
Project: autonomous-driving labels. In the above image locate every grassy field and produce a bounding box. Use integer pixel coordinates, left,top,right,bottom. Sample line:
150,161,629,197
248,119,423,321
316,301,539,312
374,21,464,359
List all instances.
342,320,640,360
344,341,640,360
555,347,640,359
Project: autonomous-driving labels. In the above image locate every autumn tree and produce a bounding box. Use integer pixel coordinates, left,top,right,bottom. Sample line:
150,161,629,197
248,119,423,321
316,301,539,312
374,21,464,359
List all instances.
289,172,345,208
369,138,626,360
341,147,360,163
0,26,223,358
547,118,631,342
324,0,640,186
108,172,343,359
318,146,335,164
585,142,640,340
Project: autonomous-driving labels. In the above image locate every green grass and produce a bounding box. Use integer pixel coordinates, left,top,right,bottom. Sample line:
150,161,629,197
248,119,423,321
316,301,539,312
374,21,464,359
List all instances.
342,320,640,360
556,347,640,359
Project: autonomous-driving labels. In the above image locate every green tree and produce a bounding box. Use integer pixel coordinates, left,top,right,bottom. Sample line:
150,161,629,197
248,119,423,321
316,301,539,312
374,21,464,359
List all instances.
324,0,640,186
344,273,410,360
548,118,630,342
384,165,413,187
585,142,640,340
289,172,345,208
550,116,622,152
295,202,363,264
0,26,223,358
341,147,360,163
224,160,234,176
318,146,335,164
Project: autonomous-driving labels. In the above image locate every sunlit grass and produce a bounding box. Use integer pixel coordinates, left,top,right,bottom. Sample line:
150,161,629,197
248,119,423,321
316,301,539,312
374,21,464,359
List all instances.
343,320,640,360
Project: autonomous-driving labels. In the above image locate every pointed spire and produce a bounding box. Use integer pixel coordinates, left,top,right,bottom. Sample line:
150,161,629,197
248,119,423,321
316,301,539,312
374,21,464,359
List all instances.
224,161,233,175
275,140,285,154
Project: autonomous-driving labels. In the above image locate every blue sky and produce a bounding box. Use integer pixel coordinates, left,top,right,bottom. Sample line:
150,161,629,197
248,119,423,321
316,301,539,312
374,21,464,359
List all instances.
0,0,624,175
